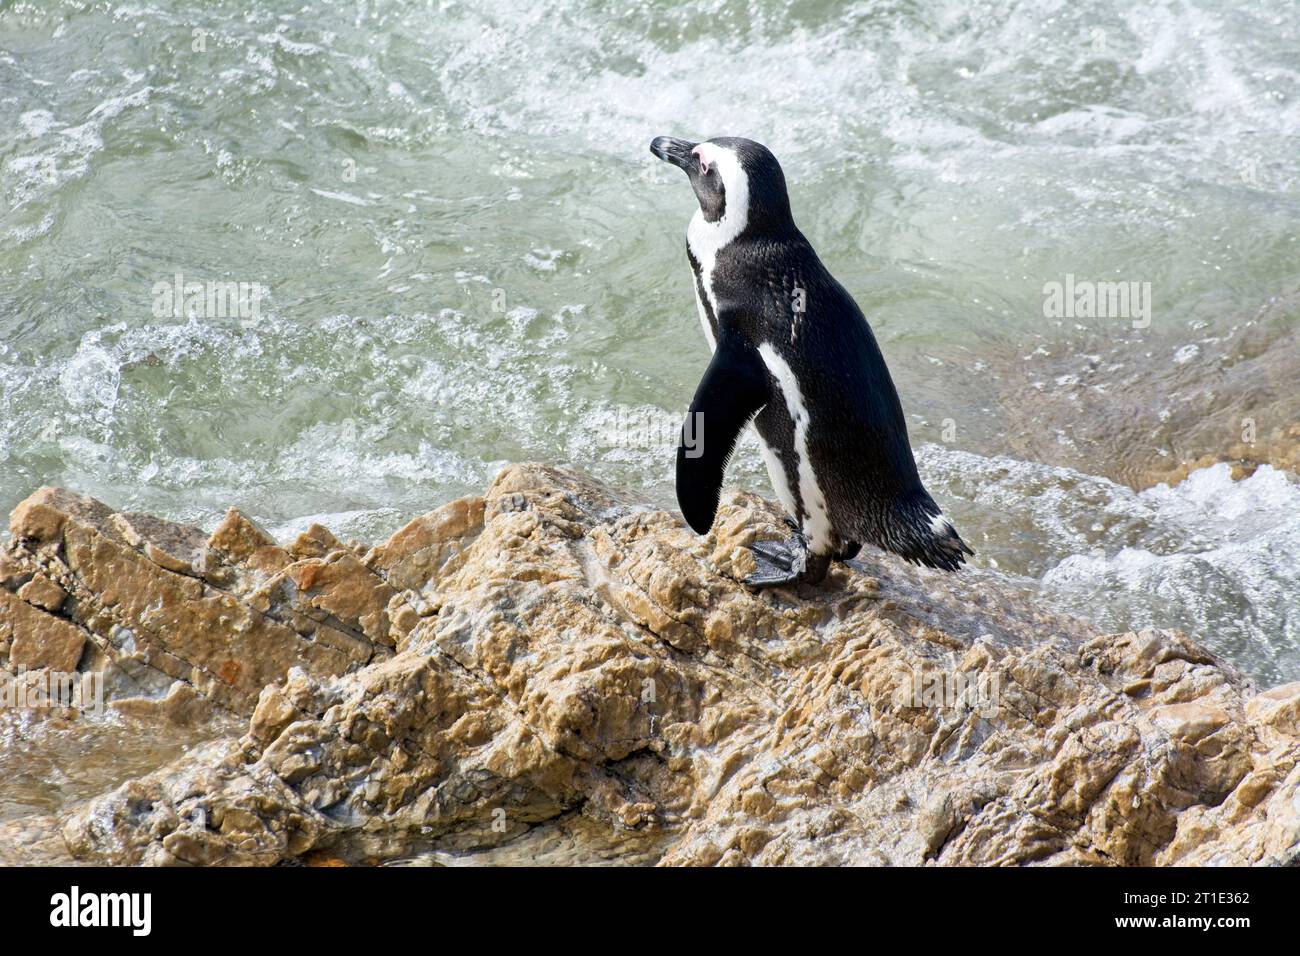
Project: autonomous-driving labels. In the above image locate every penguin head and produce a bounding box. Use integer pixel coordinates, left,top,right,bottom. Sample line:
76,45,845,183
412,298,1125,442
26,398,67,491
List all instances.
650,135,793,235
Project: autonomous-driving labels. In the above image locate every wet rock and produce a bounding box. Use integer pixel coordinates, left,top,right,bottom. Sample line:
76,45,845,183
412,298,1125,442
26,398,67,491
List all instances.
3,465,1298,866
112,680,213,726
985,295,1300,490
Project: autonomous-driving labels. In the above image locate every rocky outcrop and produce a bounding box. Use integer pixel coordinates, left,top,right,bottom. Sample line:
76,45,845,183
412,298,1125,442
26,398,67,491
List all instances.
2,465,1297,866
0,487,398,714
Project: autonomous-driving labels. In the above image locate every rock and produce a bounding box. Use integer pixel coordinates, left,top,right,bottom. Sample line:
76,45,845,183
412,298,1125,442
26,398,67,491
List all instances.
363,495,486,593
111,511,208,576
983,293,1300,490
204,508,289,578
1245,682,1300,739
112,681,213,726
17,574,67,613
288,523,345,560
4,465,1299,866
0,590,86,672
1,488,393,715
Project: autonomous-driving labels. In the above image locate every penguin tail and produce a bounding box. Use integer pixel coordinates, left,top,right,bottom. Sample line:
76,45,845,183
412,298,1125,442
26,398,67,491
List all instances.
881,492,974,572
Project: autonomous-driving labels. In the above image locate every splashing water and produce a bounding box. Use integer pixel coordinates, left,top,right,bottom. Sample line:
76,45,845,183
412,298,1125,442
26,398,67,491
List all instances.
918,449,1300,685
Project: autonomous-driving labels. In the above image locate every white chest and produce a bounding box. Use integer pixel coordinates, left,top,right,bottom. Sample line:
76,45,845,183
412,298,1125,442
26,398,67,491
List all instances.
687,210,720,298
687,209,736,354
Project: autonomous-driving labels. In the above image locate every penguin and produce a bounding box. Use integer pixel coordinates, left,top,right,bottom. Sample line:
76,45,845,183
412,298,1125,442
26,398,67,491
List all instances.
650,135,973,587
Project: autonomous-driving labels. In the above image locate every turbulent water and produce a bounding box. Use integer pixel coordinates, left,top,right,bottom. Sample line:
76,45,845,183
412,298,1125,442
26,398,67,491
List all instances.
1,0,1298,684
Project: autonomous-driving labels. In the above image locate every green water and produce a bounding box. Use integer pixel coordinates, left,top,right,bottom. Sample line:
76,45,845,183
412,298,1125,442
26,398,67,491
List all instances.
1,0,1298,683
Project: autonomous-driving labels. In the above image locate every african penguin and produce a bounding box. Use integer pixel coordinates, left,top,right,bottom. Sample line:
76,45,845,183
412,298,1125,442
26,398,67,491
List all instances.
650,134,973,587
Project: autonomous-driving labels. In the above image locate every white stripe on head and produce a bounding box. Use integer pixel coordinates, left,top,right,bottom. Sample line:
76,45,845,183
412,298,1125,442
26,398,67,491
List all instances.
687,142,750,345
689,142,749,251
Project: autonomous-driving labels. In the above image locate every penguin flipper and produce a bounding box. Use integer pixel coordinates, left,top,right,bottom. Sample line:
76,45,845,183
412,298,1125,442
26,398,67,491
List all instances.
676,332,768,535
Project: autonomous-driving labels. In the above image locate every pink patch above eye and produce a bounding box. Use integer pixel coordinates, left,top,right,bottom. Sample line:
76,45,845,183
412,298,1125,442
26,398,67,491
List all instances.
694,150,710,174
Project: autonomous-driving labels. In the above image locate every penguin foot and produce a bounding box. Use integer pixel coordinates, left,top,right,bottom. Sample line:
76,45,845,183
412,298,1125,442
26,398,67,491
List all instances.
744,537,806,587
743,534,831,589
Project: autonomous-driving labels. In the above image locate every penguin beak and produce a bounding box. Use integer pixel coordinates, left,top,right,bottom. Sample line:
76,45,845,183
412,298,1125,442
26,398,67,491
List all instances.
650,136,698,172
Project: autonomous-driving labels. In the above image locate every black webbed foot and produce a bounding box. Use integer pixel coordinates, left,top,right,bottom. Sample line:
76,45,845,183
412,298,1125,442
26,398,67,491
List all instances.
744,536,807,587
743,531,831,589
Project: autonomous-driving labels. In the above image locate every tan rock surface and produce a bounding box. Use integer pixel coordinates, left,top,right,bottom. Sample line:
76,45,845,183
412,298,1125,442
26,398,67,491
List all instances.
3,465,1297,866
3,487,393,714
1,589,86,672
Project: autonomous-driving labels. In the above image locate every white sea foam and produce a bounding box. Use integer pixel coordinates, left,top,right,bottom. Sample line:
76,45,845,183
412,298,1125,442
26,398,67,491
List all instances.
916,446,1300,685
